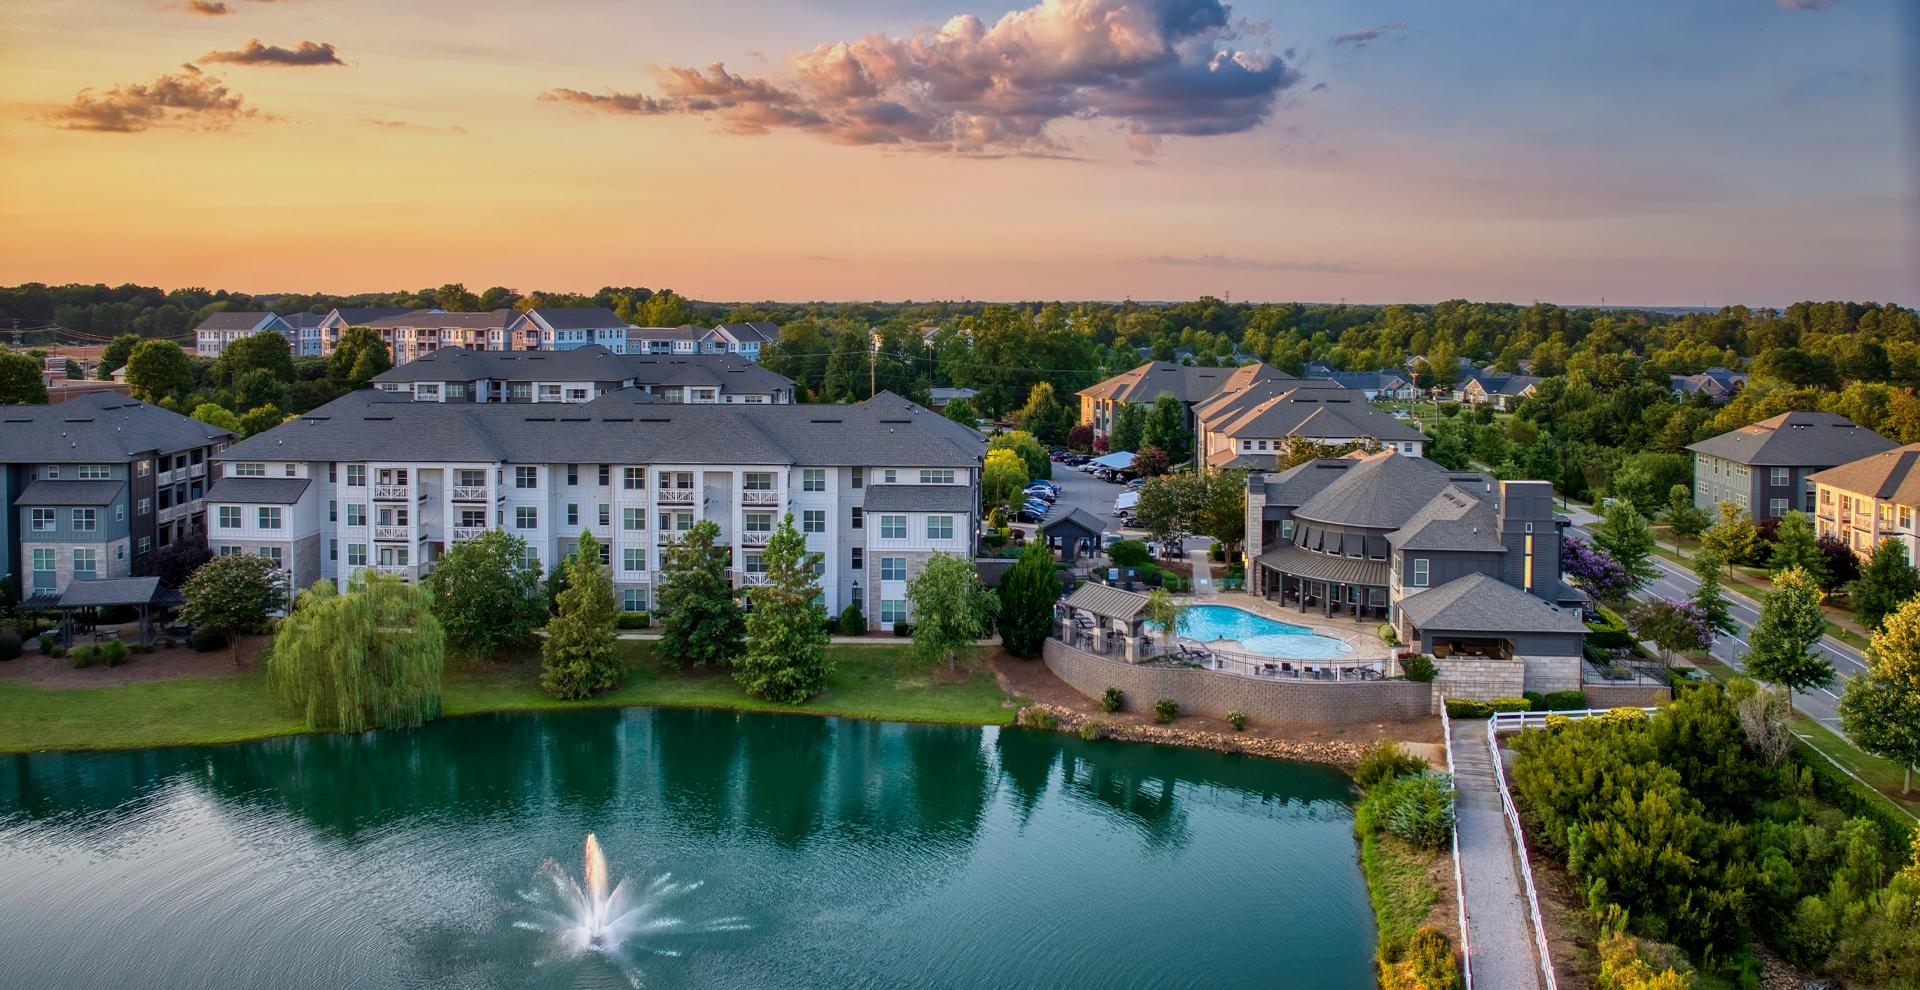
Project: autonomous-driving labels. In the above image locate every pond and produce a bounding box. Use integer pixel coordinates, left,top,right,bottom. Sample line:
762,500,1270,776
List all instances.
0,708,1374,989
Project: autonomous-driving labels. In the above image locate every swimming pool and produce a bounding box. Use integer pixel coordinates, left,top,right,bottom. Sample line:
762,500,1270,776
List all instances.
1175,605,1355,660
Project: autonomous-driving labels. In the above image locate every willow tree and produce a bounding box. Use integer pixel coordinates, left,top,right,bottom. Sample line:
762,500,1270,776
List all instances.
268,573,445,733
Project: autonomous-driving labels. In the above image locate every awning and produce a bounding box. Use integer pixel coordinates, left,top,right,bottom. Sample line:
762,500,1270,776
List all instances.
1091,451,1135,470
1113,491,1140,510
1255,544,1391,587
1061,582,1151,622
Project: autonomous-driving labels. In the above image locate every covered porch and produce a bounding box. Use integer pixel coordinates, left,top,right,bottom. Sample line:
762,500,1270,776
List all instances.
20,577,184,647
1251,544,1390,622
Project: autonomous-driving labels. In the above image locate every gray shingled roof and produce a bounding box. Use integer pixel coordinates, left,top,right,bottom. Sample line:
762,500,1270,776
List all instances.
1807,444,1920,507
370,345,795,394
12,480,126,506
1254,544,1391,586
1202,386,1426,445
1078,360,1290,405
205,477,312,504
193,311,282,332
325,307,413,326
1062,582,1151,621
1688,411,1896,467
1399,572,1588,635
365,309,517,330
0,392,233,462
51,576,172,608
1294,453,1470,529
1388,486,1505,552
523,307,625,330
716,321,780,342
862,484,976,512
627,325,716,343
1041,507,1107,539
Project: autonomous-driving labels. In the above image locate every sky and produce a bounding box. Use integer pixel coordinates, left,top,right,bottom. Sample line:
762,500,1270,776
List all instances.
0,0,1914,306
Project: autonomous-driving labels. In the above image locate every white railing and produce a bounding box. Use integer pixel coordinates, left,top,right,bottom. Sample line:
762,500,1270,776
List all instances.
657,488,696,505
1489,707,1658,734
158,469,180,485
373,563,412,577
1440,698,1473,990
1484,715,1581,990
373,485,410,500
374,526,411,542
451,526,486,542
189,463,206,477
738,572,769,586
740,530,771,547
741,489,780,506
450,486,487,501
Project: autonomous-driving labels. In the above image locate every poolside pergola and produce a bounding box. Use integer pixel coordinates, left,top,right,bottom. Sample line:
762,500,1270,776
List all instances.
21,577,183,646
1056,582,1153,661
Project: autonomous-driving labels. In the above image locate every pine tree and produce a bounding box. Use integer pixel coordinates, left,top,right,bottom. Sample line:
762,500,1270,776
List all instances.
997,539,1060,659
656,519,744,668
1744,566,1835,692
1767,510,1827,585
1848,537,1919,631
1690,549,1738,636
540,532,623,699
269,572,445,732
736,514,831,703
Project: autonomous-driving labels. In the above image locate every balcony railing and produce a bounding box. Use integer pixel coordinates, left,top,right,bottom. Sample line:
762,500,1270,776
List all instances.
657,489,696,505
740,530,771,547
158,469,180,485
374,485,410,501
450,486,488,502
374,526,412,542
189,464,206,478
373,563,414,577
451,526,486,542
658,530,691,545
741,489,781,506
738,571,768,586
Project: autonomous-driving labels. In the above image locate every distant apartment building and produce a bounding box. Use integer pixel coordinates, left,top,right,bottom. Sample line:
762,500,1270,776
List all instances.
206,389,984,629
712,322,781,361
1810,444,1920,564
1687,411,1896,520
1669,367,1747,404
315,308,412,357
1077,361,1292,439
369,346,795,404
515,307,630,352
194,312,292,358
1458,372,1542,411
627,325,728,355
1193,379,1427,467
0,392,233,600
362,310,518,364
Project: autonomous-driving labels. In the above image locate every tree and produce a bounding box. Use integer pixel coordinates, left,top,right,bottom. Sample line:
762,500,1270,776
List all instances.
267,571,444,732
1840,595,1920,793
1629,597,1712,670
1108,402,1148,453
99,333,140,381
540,532,622,699
212,331,294,387
191,402,243,435
1275,437,1376,469
1132,444,1171,478
1562,537,1636,603
1141,393,1192,463
1689,548,1738,636
1849,538,1919,631
1768,510,1827,585
0,350,48,404
424,529,546,658
238,404,287,437
1144,587,1185,650
125,339,194,402
988,430,1050,480
232,367,288,411
997,538,1060,658
180,552,286,666
1593,499,1658,591
906,552,998,671
1665,484,1710,540
656,519,744,668
1700,502,1760,568
328,326,392,387
638,289,693,327
1015,382,1072,443
1133,471,1198,553
1815,533,1860,592
1745,566,1835,692
942,396,978,425
982,448,1029,516
736,514,830,702
135,534,211,587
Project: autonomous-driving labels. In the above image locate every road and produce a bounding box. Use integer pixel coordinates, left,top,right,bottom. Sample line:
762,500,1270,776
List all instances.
1564,505,1869,736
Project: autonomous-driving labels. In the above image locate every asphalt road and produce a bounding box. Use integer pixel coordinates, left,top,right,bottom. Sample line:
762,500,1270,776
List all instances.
1028,459,1134,538
1565,506,1869,736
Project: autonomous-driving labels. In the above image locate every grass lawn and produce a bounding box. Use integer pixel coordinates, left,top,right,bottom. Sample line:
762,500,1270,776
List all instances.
0,641,1021,754
1357,829,1439,951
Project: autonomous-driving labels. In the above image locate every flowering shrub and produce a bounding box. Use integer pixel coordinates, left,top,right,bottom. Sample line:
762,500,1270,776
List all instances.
1628,597,1713,667
1562,537,1636,603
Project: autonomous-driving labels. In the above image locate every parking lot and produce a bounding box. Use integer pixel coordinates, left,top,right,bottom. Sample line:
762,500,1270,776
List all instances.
1013,455,1138,541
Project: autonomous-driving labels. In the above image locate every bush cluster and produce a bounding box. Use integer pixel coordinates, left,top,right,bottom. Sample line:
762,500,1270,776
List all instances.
1079,719,1105,741
1152,697,1179,723
1021,708,1058,731
1099,687,1124,713
1584,607,1636,650
1401,655,1436,682
1355,741,1428,789
615,612,651,630
1225,710,1246,731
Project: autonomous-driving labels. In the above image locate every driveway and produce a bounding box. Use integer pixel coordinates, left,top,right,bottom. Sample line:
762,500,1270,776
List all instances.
1030,459,1134,537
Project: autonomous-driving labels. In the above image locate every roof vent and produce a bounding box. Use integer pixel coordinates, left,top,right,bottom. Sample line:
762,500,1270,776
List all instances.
364,416,393,422
810,418,843,424
525,416,555,422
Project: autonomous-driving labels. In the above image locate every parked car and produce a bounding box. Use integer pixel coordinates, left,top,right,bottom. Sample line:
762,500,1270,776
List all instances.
1025,489,1056,503
1065,455,1091,466
1125,478,1145,490
1014,506,1048,523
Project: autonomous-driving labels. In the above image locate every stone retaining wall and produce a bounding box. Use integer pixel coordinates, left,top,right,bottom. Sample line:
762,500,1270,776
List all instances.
1430,656,1526,709
1043,639,1430,726
1582,683,1672,708
1017,703,1368,767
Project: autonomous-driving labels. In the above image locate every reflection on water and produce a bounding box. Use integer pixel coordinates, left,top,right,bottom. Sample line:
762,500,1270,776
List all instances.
0,708,1374,989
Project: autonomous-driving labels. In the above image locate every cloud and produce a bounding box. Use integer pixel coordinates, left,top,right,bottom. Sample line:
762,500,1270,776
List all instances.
1777,0,1840,8
200,39,344,66
46,63,257,133
368,118,469,134
541,0,1298,156
1134,254,1359,273
1310,82,1328,92
1331,22,1406,46
185,1,232,14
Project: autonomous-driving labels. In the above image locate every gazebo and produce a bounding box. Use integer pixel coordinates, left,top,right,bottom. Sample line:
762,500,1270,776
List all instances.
1040,508,1106,561
1056,583,1153,661
22,577,183,646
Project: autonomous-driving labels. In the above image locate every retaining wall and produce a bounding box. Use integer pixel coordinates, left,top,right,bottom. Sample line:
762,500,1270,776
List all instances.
1582,683,1672,708
1043,639,1430,726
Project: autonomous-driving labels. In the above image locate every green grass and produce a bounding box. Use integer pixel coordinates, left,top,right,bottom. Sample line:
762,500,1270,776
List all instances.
1357,829,1440,951
0,641,1021,754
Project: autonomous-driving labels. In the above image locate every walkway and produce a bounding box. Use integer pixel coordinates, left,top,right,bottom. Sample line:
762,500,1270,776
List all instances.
1448,727,1544,990
1187,547,1217,596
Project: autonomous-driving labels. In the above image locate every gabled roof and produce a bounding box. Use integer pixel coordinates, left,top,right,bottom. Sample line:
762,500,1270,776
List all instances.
0,392,233,462
627,325,718,343
13,480,126,506
1294,452,1488,530
204,477,312,504
1464,373,1541,397
520,307,627,331
1399,572,1588,635
715,321,780,343
365,309,517,330
1388,486,1505,552
1687,411,1895,467
1807,443,1920,507
1198,382,1425,446
194,311,284,333
322,307,414,327
1062,582,1150,621
283,312,327,330
369,345,796,394
1042,507,1107,539
1077,360,1290,405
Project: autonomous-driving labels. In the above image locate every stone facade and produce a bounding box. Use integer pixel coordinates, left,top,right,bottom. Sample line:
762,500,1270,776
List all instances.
1582,683,1672,709
1043,639,1430,726
1518,655,1581,694
1429,655,1526,708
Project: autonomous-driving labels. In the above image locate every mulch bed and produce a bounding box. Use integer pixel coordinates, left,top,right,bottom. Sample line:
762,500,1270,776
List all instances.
0,634,268,688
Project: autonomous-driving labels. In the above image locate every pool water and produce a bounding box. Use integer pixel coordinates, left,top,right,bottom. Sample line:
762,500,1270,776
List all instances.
1177,604,1356,660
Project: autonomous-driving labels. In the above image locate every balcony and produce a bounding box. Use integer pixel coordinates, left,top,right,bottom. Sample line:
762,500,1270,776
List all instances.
189,463,206,478
741,489,781,506
738,571,769,587
374,526,412,542
373,485,411,501
740,530,771,548
450,486,488,502
158,469,180,486
372,563,416,578
657,530,690,545
657,489,696,505
451,526,487,542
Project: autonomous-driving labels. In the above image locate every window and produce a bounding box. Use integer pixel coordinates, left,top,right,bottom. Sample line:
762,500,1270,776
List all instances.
31,549,55,591
234,463,265,477
346,464,366,487
802,469,825,492
29,508,54,532
624,548,645,573
328,500,338,523
851,547,864,570
71,508,97,532
137,460,151,477
599,504,610,528
567,465,579,486
927,516,954,540
446,383,467,400
78,464,111,480
1902,507,1914,529
42,466,59,480
743,472,774,491
624,507,646,531
882,469,897,483
515,466,538,489
516,506,539,529
259,546,282,568
347,504,367,527
599,465,610,486
217,506,241,528
1412,558,1429,587
347,544,367,567
597,543,611,566
880,515,907,539
329,539,337,561
1771,467,1790,487
137,498,151,515
851,507,864,530
258,507,282,530
881,600,908,625
137,537,151,554
920,469,955,484
744,553,766,575
851,467,864,489
1770,499,1789,519
803,510,826,533
623,467,646,490
880,557,907,581
744,512,772,533
622,589,647,613
566,504,580,527
72,548,97,579
284,464,297,478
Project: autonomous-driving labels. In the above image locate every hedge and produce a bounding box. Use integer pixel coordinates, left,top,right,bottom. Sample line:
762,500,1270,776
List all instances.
1584,607,1634,650
1789,743,1919,853
615,612,651,629
1543,690,1589,711
1444,699,1491,719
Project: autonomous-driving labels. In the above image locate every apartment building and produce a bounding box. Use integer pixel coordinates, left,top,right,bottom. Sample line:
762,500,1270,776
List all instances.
1077,361,1292,439
207,389,984,629
1688,411,1895,520
194,312,292,358
627,325,728,355
1192,378,1426,467
712,322,780,361
315,307,412,357
515,307,630,352
369,346,795,404
1810,443,1920,564
363,310,518,364
0,392,233,600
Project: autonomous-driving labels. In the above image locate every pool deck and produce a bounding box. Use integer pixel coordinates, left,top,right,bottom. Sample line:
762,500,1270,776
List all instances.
1181,592,1392,663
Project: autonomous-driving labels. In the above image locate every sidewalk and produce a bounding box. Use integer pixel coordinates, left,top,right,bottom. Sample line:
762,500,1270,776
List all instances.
1648,533,1874,644
1449,727,1545,990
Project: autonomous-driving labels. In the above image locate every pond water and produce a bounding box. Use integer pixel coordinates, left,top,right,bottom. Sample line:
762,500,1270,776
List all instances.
1178,604,1357,660
0,708,1374,989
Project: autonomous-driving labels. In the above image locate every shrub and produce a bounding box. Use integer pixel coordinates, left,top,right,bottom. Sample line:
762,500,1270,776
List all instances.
1080,720,1105,741
1379,926,1462,990
1153,697,1179,723
1225,710,1247,731
1107,539,1150,568
1356,740,1428,788
1489,697,1533,714
822,616,840,635
1444,698,1493,719
0,629,20,661
1100,686,1124,713
189,626,226,652
1402,654,1436,682
837,603,868,636
1545,690,1589,711
1523,691,1546,711
1379,623,1398,646
1376,771,1457,849
1022,708,1058,731
615,612,651,629
38,632,56,654
100,640,128,667
892,620,913,638
129,642,154,654
48,641,67,658
1585,607,1635,649
69,644,95,668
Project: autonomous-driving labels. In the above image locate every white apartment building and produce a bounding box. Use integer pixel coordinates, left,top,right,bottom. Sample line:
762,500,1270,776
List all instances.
206,389,984,629
193,312,292,358
712,322,780,361
369,345,796,404
516,307,631,352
